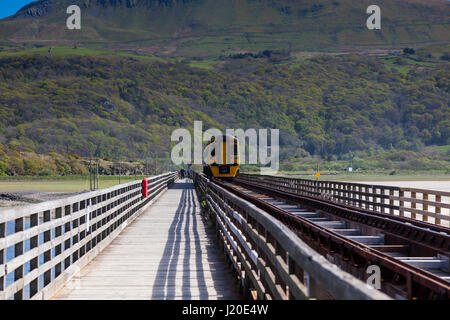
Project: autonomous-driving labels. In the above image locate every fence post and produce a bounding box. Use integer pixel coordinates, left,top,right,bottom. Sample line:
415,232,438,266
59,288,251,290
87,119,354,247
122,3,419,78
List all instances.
0,222,4,298
422,193,428,222
399,189,405,217
389,189,394,215
435,195,441,226
411,191,417,220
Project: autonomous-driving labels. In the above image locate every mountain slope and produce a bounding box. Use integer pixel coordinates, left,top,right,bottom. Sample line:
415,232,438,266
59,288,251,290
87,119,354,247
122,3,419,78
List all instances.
0,0,449,56
0,52,448,163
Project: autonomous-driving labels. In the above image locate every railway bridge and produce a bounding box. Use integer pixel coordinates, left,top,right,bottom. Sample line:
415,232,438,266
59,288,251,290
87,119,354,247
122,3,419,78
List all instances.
0,172,449,300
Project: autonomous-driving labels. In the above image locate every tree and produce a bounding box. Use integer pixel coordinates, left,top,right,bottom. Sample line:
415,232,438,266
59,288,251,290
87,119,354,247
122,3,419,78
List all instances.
403,48,415,55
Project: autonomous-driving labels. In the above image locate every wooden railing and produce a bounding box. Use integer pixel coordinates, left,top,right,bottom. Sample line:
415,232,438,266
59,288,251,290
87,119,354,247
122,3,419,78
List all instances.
194,172,389,300
0,172,177,300
238,174,450,227
393,188,450,227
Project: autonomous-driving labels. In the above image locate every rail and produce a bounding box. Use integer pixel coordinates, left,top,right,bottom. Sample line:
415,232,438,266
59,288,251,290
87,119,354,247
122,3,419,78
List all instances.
238,174,449,227
0,172,177,300
193,172,389,300
393,188,450,226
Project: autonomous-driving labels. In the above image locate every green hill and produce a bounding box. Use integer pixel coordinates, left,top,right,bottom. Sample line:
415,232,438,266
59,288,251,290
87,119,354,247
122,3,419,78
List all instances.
0,0,449,175
0,49,448,173
0,0,449,56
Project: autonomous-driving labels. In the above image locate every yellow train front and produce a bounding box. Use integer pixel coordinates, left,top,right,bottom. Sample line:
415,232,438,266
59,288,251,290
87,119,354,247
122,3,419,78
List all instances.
203,135,240,180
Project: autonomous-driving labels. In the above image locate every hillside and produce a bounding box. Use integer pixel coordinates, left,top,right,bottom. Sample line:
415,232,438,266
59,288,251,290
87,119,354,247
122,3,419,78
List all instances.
0,48,448,175
0,0,449,56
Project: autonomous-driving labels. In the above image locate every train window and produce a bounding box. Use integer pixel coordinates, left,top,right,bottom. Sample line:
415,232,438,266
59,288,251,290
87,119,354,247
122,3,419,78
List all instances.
234,141,238,155
211,147,215,156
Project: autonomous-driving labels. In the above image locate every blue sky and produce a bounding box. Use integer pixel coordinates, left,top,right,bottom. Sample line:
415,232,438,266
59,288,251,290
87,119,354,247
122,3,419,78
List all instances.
0,1,34,19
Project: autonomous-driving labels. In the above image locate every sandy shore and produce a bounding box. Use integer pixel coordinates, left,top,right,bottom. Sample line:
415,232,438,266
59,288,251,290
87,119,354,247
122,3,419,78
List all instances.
347,181,450,192
0,191,85,209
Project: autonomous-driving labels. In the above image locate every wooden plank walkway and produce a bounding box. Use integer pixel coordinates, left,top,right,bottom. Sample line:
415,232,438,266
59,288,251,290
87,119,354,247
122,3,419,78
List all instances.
52,179,240,300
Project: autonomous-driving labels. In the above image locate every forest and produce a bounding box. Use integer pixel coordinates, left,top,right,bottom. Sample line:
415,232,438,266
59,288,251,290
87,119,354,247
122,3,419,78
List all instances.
0,48,448,175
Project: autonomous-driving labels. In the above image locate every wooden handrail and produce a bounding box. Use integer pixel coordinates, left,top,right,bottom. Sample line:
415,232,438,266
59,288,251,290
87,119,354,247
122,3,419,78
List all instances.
194,172,390,300
238,174,449,227
0,172,177,300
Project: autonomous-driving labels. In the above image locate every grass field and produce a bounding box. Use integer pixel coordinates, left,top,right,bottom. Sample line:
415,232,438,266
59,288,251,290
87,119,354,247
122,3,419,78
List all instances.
188,59,220,70
0,175,148,192
424,145,450,154
0,46,165,62
1,0,449,58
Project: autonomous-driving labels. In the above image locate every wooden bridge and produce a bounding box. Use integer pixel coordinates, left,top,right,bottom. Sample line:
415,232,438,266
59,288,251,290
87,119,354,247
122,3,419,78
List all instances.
0,174,241,300
54,179,238,300
1,171,447,300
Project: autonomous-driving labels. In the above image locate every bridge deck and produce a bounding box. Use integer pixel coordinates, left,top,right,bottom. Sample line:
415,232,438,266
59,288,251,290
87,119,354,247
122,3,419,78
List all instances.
52,179,240,300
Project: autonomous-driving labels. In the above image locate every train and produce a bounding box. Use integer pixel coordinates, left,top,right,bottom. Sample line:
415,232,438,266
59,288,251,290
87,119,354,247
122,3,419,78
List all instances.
203,135,240,180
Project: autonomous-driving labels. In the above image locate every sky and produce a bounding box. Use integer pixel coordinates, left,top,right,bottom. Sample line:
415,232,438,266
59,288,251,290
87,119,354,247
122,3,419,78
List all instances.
0,1,34,19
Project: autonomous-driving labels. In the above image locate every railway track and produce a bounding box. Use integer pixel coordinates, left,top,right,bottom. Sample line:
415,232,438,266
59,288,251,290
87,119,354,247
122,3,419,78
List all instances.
212,177,450,300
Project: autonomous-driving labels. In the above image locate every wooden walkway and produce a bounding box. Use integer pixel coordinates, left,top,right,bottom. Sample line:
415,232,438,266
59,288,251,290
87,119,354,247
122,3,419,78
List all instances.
52,179,240,300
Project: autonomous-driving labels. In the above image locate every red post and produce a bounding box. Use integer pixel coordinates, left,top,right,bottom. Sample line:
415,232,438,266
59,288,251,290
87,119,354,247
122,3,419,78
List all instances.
141,178,148,198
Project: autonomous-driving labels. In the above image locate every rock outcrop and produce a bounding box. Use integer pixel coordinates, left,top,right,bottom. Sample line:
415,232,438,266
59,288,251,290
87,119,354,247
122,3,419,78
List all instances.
13,0,54,19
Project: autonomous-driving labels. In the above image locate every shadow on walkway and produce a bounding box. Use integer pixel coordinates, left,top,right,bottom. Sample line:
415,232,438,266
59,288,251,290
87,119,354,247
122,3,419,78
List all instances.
151,179,209,299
